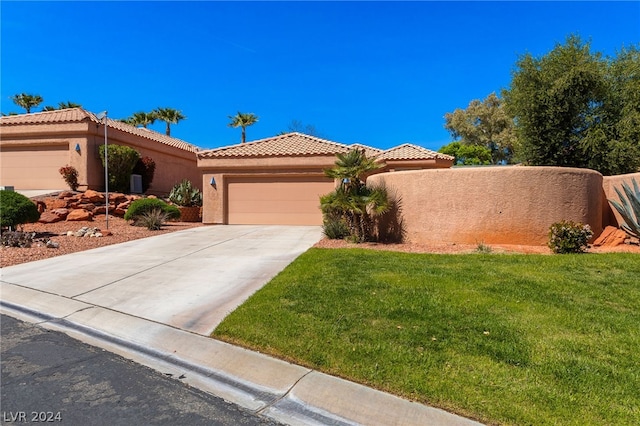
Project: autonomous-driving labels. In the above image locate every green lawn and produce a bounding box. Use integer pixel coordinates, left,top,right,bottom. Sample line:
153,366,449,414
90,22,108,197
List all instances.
212,248,640,425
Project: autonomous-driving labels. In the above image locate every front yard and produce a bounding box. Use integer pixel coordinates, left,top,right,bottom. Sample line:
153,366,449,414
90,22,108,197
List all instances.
213,248,640,425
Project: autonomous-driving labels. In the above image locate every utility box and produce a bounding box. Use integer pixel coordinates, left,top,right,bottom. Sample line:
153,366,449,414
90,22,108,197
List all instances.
130,174,143,194
0,186,15,191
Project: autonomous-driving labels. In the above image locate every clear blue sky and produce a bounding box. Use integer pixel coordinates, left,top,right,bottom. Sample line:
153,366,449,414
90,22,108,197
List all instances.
1,1,638,151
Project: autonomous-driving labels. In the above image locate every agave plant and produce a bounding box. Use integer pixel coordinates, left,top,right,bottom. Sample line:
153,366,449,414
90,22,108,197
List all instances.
609,178,640,239
168,179,202,207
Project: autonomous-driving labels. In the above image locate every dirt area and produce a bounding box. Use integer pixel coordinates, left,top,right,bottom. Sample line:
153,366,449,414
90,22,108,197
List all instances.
314,237,640,255
2,216,638,268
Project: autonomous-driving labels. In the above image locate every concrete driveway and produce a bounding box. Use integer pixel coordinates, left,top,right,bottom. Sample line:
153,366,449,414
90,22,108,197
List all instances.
0,225,323,335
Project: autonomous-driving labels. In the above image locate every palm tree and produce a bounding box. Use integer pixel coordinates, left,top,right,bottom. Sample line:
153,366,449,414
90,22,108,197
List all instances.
10,93,43,113
153,107,186,136
228,112,259,143
124,111,157,128
57,101,82,109
321,149,389,242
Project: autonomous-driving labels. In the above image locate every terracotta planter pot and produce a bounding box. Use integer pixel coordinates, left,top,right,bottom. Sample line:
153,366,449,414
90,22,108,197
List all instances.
178,206,201,222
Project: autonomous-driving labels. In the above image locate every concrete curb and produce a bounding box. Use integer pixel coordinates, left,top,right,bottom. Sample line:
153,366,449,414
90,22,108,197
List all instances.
1,282,483,426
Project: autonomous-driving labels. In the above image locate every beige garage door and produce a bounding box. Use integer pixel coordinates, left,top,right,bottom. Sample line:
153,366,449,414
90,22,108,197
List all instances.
227,176,335,225
0,145,69,190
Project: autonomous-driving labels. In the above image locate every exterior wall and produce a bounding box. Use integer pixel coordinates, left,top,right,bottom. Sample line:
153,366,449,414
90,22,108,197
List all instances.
367,166,604,245
199,155,339,224
602,172,640,227
0,122,90,190
88,124,200,195
0,121,199,194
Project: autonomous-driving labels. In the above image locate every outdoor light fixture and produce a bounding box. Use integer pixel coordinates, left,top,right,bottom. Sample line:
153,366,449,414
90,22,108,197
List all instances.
74,143,81,152
95,111,109,229
210,177,216,186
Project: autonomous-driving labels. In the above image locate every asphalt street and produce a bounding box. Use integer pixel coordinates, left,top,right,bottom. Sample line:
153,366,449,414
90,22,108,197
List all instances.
0,314,282,425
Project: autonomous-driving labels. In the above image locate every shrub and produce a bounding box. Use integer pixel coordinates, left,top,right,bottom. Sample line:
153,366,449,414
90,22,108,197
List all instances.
59,165,79,191
608,177,640,239
99,144,140,193
133,208,168,230
168,179,202,207
124,198,180,222
132,156,156,193
1,231,37,247
0,190,41,230
322,215,350,240
548,220,593,254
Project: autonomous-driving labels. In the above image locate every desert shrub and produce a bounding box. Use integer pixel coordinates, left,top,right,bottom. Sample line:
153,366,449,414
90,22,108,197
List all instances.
59,165,79,191
99,144,140,193
124,198,180,222
133,208,168,230
168,179,202,207
322,215,350,240
132,156,156,193
548,220,593,254
0,190,41,230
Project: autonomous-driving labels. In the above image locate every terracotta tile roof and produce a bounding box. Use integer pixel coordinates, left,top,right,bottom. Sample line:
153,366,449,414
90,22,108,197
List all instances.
198,132,351,159
0,108,199,153
349,143,383,158
376,143,455,161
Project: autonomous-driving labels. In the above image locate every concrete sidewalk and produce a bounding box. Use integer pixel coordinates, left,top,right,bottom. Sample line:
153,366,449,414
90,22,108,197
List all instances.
0,225,482,425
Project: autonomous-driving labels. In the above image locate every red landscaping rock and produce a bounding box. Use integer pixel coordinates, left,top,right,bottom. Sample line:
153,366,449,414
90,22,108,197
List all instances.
593,226,628,247
38,209,68,223
44,198,68,210
57,191,75,199
66,209,93,221
82,190,105,203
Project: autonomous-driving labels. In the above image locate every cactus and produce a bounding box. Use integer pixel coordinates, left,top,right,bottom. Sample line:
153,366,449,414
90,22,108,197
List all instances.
609,178,640,239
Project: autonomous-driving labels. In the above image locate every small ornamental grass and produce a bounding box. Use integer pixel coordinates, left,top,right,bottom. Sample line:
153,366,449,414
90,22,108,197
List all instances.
548,220,593,254
133,208,169,231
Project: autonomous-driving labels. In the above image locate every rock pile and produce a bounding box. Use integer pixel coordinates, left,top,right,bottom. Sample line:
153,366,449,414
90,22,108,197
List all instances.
66,227,106,238
36,190,142,224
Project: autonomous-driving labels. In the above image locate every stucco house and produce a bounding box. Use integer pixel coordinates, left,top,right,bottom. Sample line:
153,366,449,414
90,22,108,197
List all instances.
197,132,454,225
0,108,200,194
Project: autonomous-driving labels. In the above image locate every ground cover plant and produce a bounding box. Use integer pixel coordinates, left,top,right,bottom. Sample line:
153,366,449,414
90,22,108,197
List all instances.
213,248,640,425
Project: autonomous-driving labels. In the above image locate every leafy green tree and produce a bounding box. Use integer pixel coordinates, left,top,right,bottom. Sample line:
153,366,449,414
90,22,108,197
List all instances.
153,107,185,136
99,145,140,193
228,112,259,144
503,35,640,175
10,93,43,113
438,142,492,165
123,111,157,128
444,92,516,164
321,149,390,242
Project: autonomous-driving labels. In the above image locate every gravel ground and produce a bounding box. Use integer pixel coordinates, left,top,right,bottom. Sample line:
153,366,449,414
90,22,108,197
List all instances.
2,216,637,268
1,215,204,268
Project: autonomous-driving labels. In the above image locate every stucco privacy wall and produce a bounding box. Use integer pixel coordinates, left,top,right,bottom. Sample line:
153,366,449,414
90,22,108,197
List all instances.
367,166,604,245
602,172,640,228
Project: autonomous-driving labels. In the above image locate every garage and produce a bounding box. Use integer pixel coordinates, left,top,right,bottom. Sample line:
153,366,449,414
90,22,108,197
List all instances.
0,144,68,190
226,176,335,225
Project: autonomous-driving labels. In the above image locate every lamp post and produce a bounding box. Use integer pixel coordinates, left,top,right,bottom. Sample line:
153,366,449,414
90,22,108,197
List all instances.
96,111,109,229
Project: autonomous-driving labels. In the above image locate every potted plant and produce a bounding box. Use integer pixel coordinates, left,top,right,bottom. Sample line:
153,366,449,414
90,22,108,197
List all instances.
168,179,203,222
